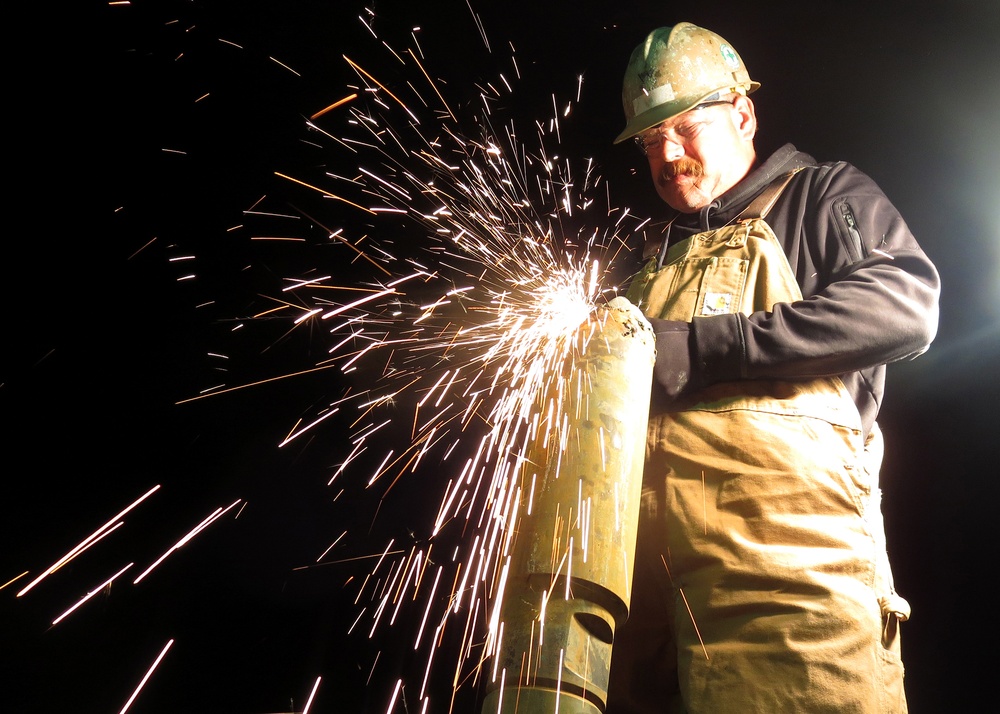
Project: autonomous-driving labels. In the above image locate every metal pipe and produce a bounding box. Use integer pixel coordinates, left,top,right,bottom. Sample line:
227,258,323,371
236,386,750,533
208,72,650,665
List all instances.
481,297,654,713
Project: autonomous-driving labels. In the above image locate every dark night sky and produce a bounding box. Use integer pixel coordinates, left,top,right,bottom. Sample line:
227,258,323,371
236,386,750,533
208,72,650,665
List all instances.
3,1,997,712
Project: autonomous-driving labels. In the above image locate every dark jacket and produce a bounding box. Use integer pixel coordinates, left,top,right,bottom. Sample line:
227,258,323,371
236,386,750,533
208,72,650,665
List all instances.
651,143,940,435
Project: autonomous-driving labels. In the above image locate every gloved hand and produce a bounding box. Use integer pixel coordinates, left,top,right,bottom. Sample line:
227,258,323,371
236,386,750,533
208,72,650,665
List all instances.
647,317,697,407
606,295,654,337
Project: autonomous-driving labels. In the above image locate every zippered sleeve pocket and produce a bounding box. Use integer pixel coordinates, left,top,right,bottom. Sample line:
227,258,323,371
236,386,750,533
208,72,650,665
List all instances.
835,198,866,263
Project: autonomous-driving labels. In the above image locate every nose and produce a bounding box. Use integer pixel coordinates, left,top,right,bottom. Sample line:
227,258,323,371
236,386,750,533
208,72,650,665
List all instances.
660,138,684,162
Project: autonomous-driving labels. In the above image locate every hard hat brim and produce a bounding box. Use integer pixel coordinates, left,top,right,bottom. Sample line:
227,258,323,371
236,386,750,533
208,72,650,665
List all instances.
613,81,760,145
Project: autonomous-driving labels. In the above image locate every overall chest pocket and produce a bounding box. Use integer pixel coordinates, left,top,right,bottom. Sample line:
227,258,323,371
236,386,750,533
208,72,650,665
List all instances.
636,254,750,322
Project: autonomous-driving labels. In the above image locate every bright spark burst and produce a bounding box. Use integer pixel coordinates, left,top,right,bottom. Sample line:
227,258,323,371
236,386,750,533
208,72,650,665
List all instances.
237,17,652,712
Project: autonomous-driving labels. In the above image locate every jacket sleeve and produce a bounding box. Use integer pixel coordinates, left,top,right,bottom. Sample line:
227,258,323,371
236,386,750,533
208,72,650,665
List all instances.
690,163,941,384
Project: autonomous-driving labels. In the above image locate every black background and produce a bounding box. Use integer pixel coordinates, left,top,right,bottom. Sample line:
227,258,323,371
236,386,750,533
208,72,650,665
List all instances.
3,1,997,712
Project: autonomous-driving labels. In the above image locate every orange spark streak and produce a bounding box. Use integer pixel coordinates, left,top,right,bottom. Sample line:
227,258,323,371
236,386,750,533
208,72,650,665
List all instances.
175,362,343,405
406,49,455,123
274,171,375,214
311,92,359,120
343,55,419,124
661,554,709,660
288,204,393,276
1,571,28,591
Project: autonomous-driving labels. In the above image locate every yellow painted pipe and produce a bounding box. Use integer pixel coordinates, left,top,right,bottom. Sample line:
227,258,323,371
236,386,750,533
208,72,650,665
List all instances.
481,297,654,713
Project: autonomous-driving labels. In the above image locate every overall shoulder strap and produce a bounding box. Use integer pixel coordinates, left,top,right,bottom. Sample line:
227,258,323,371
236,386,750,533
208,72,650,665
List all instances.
738,167,804,221
642,215,677,261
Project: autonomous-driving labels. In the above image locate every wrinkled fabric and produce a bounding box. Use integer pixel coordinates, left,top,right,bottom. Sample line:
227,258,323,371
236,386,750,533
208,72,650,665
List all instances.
607,208,909,713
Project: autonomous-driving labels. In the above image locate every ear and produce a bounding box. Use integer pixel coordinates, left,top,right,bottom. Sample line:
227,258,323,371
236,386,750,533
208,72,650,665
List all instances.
732,95,757,141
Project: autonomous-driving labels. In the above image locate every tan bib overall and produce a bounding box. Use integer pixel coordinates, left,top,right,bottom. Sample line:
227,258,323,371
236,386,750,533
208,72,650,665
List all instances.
607,174,909,713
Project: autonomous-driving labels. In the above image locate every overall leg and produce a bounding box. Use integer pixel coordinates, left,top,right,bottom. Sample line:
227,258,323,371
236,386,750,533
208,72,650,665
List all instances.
662,406,901,714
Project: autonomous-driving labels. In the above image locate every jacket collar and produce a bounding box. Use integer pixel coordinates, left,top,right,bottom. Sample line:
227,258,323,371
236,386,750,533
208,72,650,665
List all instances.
678,143,814,233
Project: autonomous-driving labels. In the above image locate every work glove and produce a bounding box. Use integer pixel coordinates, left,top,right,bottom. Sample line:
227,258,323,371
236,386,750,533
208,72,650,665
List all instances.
647,317,697,408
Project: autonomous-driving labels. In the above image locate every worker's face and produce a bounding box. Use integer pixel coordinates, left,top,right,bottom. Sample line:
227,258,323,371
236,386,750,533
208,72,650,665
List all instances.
636,96,757,213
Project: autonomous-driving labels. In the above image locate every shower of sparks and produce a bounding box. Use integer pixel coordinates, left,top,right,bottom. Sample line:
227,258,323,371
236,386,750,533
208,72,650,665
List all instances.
220,15,654,711
15,4,657,713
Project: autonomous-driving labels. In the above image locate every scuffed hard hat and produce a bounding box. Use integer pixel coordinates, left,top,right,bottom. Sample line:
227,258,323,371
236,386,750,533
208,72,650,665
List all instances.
614,22,760,144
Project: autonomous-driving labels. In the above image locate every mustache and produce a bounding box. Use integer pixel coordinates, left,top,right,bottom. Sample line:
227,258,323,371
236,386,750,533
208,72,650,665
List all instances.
660,157,704,180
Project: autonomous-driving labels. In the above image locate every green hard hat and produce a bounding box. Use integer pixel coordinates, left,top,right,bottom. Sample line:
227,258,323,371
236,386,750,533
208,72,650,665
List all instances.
614,22,760,144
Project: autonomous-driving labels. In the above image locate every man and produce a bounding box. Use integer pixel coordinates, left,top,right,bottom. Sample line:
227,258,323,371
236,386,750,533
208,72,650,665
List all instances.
605,23,940,713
